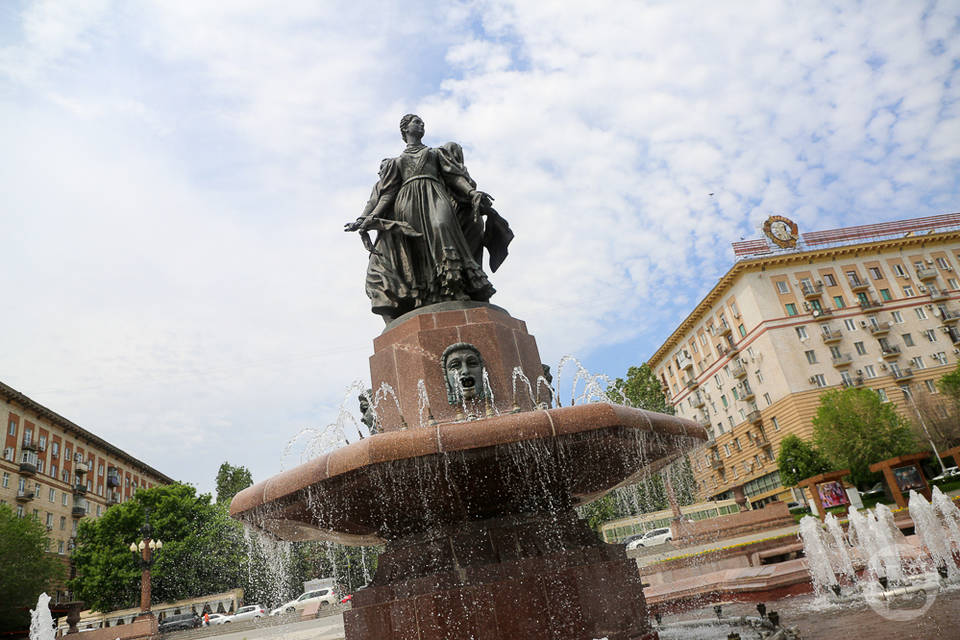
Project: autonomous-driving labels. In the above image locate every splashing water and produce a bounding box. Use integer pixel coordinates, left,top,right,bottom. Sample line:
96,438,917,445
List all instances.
29,593,54,640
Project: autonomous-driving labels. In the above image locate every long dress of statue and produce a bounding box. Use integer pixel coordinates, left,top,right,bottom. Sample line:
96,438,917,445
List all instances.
345,114,513,322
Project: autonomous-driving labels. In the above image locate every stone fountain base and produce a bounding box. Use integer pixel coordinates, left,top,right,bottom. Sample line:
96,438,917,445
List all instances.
346,511,657,640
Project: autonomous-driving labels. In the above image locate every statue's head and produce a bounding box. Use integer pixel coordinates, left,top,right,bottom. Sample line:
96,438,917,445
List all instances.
358,393,369,413
400,113,425,142
441,342,485,404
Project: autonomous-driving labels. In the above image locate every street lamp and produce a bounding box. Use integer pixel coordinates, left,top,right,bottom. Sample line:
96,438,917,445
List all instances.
901,387,947,475
129,509,162,617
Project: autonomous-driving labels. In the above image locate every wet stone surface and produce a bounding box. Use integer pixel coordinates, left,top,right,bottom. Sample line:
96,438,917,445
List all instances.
658,588,960,639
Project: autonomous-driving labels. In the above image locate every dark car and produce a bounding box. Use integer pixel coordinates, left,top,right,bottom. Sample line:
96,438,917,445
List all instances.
159,613,200,634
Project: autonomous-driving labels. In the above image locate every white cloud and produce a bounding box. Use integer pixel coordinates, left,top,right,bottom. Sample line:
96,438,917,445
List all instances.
1,0,958,493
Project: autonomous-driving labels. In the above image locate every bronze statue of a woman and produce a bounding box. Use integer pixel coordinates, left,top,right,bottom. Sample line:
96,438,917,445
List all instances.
345,114,513,322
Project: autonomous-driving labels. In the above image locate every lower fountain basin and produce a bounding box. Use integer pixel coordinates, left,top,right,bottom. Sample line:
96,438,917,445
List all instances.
231,403,704,545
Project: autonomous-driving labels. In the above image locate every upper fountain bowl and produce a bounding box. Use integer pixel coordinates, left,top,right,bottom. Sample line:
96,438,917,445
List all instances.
230,403,705,545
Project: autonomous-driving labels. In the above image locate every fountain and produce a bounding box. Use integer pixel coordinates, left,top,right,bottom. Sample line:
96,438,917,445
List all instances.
30,594,55,640
230,114,706,639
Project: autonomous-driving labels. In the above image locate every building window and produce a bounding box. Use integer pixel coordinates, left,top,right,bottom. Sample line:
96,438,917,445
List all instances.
738,324,746,338
728,416,735,428
7,420,15,436
853,341,866,355
46,513,53,527
892,311,903,323
933,351,947,365
902,333,915,347
48,488,55,502
805,350,817,364
824,273,837,287
1,473,8,488
876,388,888,402
1,448,10,462
764,392,772,406
911,356,925,369
724,444,731,457
734,437,742,450
812,374,827,387
785,303,798,316
721,395,728,408
60,516,66,530
949,278,959,290
893,263,906,277
904,285,915,296
879,288,891,301
717,422,725,435
776,280,789,294
916,307,927,320
869,266,884,280
755,369,763,383
51,442,59,457
796,326,808,340
58,541,64,555
925,379,937,392
923,329,937,342
833,295,845,308
936,257,950,269
62,493,68,506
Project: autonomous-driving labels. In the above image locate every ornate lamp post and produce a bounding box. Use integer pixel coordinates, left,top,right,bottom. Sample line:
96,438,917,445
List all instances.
129,509,162,616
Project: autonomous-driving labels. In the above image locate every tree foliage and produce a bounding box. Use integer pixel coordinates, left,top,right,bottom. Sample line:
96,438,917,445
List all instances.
0,504,64,633
776,434,833,487
70,483,255,611
215,462,254,505
607,364,674,414
908,387,960,450
812,388,917,486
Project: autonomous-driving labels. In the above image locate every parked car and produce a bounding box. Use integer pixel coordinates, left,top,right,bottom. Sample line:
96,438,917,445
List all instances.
203,614,228,626
269,588,339,616
931,466,960,483
158,613,200,633
231,605,267,622
860,482,885,497
625,527,672,549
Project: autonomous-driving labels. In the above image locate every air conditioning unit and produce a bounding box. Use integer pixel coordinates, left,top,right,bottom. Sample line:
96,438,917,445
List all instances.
856,369,863,375
954,348,960,354
860,320,868,328
926,304,934,309
880,363,888,370
808,376,818,384
947,266,954,271
919,286,928,292
926,259,934,265
812,310,821,317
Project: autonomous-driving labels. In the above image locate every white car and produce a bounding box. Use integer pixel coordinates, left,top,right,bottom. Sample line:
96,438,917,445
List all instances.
270,588,339,616
931,466,960,482
231,605,267,622
204,614,229,626
625,527,672,549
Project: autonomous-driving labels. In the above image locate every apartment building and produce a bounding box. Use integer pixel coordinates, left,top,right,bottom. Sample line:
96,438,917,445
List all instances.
649,213,960,508
1,380,173,555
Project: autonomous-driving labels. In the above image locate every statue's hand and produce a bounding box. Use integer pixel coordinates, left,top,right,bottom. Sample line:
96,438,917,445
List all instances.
344,218,367,232
471,190,494,212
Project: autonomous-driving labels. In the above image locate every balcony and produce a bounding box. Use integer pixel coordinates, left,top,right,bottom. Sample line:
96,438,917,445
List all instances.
697,415,711,430
15,489,35,503
107,471,121,488
73,483,87,496
842,376,865,388
725,341,740,357
831,353,853,368
821,327,842,344
738,385,755,402
801,282,823,299
941,310,960,324
753,431,771,447
19,461,37,476
692,392,706,408
74,462,88,475
881,345,902,359
892,368,915,381
708,455,724,470
71,506,86,518
929,288,949,302
869,321,891,337
747,409,762,425
107,492,121,506
731,364,747,379
812,307,833,320
849,278,871,292
917,267,938,281
685,377,699,390
21,439,38,452
859,298,882,310
711,323,733,338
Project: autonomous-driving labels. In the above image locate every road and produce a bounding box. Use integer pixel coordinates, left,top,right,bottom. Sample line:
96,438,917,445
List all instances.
205,616,344,640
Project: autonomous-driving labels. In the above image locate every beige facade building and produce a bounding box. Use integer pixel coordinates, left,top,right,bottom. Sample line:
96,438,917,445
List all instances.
1,380,173,556
649,213,960,507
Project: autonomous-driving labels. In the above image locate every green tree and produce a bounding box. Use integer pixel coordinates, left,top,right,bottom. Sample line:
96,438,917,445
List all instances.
70,483,254,611
937,362,960,403
215,462,254,505
607,364,674,414
578,495,620,532
812,388,917,486
776,434,833,487
0,504,64,633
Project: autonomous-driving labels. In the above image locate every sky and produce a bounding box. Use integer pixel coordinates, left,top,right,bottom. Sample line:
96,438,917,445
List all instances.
2,0,959,496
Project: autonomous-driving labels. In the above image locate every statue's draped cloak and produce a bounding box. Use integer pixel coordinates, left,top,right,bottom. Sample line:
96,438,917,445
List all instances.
361,142,513,318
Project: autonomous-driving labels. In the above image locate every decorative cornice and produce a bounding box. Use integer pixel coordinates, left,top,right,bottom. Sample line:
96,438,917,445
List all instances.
648,229,960,367
0,380,174,485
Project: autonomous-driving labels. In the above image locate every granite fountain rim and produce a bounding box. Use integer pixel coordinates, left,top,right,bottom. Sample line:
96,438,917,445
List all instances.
230,402,705,519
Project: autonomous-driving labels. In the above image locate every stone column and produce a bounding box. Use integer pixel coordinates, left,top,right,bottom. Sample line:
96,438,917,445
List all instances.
139,544,152,614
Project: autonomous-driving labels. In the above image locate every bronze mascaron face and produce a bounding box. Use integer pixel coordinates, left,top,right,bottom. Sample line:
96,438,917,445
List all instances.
442,344,485,404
